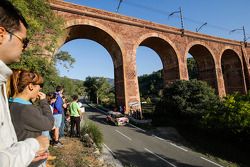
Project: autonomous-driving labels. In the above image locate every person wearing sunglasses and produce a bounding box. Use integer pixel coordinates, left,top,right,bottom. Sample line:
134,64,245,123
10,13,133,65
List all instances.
0,0,50,166
8,70,54,167
5,29,29,51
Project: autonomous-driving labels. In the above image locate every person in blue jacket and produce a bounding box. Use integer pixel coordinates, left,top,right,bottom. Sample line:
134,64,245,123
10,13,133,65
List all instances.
52,86,64,147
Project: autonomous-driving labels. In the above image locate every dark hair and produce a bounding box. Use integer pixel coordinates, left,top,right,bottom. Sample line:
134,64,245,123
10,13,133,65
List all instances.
0,0,29,32
46,92,57,102
9,69,43,97
72,95,78,101
56,85,63,92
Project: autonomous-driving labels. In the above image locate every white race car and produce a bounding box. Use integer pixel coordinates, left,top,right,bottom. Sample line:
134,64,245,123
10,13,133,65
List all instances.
106,111,129,126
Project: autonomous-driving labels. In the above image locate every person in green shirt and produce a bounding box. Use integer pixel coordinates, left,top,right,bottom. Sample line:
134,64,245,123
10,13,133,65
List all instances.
69,95,81,137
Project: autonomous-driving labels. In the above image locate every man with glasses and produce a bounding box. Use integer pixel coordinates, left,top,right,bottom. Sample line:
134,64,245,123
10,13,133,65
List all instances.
0,0,50,166
5,29,29,51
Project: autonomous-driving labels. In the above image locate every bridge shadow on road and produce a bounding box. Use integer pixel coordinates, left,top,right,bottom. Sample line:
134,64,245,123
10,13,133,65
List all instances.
113,148,203,167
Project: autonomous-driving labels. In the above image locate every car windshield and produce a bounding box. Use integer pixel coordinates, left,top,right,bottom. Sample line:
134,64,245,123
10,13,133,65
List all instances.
113,114,124,118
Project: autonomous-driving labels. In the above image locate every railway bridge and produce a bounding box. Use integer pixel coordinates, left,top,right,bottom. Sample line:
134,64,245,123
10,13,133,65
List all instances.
49,0,250,112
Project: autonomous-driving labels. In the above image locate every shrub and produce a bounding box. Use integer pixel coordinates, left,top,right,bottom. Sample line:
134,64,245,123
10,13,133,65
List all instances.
153,79,220,126
202,93,250,136
81,121,103,150
146,97,152,104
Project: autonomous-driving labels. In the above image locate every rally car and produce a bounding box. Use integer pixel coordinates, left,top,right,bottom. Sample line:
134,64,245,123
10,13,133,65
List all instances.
106,111,129,126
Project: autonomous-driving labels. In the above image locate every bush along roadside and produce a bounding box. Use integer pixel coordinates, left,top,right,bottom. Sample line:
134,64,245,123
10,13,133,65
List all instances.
81,120,104,151
152,79,250,167
153,79,219,127
48,121,105,167
153,79,250,140
202,92,250,143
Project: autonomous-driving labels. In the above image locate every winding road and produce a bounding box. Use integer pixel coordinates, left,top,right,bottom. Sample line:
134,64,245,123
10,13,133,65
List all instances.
83,105,224,167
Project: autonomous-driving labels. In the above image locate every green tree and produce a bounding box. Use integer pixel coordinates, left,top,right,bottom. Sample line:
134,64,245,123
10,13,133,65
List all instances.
202,92,250,135
138,70,163,102
187,57,198,79
84,77,98,103
153,79,219,126
84,77,114,104
56,77,85,98
10,0,64,54
54,51,76,70
10,0,76,93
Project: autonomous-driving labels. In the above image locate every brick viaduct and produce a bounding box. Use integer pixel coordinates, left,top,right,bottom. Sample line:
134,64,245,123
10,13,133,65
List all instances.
49,0,250,113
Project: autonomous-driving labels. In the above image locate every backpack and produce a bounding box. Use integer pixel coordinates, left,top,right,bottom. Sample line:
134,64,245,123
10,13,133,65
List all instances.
53,108,58,114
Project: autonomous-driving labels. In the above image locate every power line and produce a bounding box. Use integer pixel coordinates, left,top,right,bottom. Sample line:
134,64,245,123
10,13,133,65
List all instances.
115,0,249,38
124,0,173,16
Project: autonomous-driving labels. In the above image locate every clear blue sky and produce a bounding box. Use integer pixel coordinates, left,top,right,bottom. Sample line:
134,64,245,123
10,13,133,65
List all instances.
57,0,250,80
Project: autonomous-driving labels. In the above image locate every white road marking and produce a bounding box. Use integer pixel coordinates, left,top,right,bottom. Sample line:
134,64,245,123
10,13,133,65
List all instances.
200,157,224,167
90,106,225,167
103,143,115,156
144,148,177,167
169,143,188,152
128,123,146,132
151,134,188,152
115,130,132,141
152,134,164,140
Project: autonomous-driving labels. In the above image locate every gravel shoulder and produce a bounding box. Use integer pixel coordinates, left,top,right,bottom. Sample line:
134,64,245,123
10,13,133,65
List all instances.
47,137,123,167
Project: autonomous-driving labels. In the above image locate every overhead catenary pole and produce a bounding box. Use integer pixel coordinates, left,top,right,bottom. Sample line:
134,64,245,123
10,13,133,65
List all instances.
230,26,248,47
179,7,184,35
169,7,185,36
116,0,123,13
243,26,246,44
196,22,207,32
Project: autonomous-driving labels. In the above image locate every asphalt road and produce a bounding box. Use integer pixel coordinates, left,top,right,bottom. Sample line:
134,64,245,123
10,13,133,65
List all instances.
84,105,224,167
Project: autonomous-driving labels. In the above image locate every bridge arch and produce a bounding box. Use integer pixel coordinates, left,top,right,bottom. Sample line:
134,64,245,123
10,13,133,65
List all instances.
220,48,245,94
133,33,181,86
59,19,125,67
56,19,127,106
185,42,218,91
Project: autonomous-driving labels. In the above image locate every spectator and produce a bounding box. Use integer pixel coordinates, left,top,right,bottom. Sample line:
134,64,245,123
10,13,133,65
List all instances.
53,86,64,147
8,70,54,167
119,105,123,113
69,95,81,138
59,96,67,139
0,1,49,166
44,92,57,141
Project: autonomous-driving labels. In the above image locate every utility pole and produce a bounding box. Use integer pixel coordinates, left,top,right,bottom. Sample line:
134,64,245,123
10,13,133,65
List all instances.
169,7,184,36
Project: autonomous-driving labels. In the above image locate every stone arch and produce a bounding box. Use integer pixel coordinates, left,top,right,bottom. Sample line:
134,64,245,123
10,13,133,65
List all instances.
220,48,245,94
60,19,125,68
133,33,181,86
185,41,218,91
56,19,126,106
